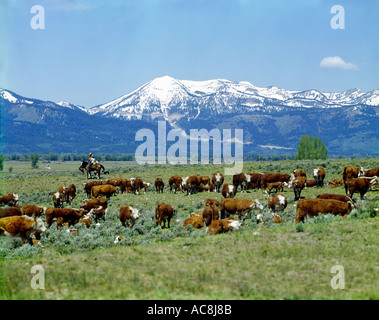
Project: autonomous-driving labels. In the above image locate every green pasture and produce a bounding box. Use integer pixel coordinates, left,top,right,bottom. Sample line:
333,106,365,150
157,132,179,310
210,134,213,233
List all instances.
0,158,378,299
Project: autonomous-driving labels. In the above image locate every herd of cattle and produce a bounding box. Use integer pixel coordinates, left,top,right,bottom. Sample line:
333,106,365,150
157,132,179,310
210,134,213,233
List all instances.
0,165,378,247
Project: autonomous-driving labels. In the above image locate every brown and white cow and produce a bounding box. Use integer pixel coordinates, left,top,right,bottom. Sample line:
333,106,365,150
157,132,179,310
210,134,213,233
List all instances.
155,204,175,228
120,206,140,229
359,167,379,178
265,181,287,195
305,179,317,188
183,211,204,229
221,184,237,198
182,175,198,195
221,198,264,220
316,193,354,204
293,169,307,178
169,176,182,194
342,166,361,182
268,193,287,213
45,207,86,228
0,207,22,218
288,175,307,201
81,198,108,211
345,177,377,200
0,216,46,245
0,193,19,207
233,173,251,192
197,176,211,190
212,172,224,192
205,198,220,208
295,198,353,223
105,178,127,194
313,167,326,188
155,178,165,193
83,181,104,198
207,218,242,235
247,173,263,190
261,173,291,189
202,204,219,226
22,205,46,218
53,191,64,208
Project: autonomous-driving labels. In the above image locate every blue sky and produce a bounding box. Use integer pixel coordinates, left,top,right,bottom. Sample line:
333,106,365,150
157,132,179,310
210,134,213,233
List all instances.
1,0,378,107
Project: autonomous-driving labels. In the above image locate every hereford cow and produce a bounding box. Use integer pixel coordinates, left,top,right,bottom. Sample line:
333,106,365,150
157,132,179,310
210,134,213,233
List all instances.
91,184,119,199
52,191,64,208
132,178,144,195
359,167,379,178
155,178,165,193
0,216,46,245
328,179,344,188
183,211,204,229
233,173,251,192
261,173,291,189
288,175,307,201
105,178,127,194
212,172,224,192
222,184,237,198
182,175,198,195
0,207,22,218
221,198,264,220
247,173,262,190
81,198,108,211
169,176,182,194
268,193,287,213
305,179,317,188
316,193,354,203
45,207,86,228
345,177,377,200
87,206,106,224
295,198,353,223
294,169,307,178
207,218,242,235
155,204,175,228
83,181,104,198
205,198,220,208
342,166,360,182
197,176,211,190
265,181,287,195
202,204,219,226
22,205,46,218
120,206,140,229
313,167,326,188
0,193,19,207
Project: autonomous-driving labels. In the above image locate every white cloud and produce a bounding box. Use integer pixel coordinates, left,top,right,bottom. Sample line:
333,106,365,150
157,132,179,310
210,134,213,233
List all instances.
320,56,358,70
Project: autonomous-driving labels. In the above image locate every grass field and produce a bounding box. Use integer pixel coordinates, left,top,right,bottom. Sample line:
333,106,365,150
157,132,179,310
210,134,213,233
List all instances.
0,158,378,300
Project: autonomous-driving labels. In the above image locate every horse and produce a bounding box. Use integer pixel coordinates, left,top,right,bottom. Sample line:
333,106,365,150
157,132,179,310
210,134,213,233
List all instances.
79,161,108,179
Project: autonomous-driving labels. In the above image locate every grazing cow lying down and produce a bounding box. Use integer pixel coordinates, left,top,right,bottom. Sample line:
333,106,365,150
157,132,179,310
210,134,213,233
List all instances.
120,206,140,229
183,211,204,229
207,218,242,235
0,193,19,207
295,198,353,223
205,198,220,208
0,216,46,245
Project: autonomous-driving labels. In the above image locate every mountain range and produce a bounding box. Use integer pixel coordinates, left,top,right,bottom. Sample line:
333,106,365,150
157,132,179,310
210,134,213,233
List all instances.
1,76,379,156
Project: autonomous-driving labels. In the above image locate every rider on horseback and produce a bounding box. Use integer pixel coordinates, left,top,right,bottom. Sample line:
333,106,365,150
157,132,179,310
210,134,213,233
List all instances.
88,153,96,171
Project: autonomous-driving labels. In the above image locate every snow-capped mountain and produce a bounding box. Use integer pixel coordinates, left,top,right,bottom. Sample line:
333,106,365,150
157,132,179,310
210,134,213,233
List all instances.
88,76,379,123
1,78,378,156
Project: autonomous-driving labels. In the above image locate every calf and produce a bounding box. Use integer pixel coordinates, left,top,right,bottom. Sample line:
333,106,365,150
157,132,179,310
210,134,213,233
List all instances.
155,203,175,228
0,207,22,218
205,198,220,208
59,184,76,205
268,193,287,213
202,204,219,226
207,218,242,235
183,211,204,229
305,179,317,188
155,178,165,193
222,184,237,198
345,177,377,200
0,193,19,207
233,173,251,192
120,206,140,229
295,198,353,223
266,181,287,195
81,198,108,211
212,172,224,192
22,205,46,218
221,198,264,220
45,207,86,228
0,216,46,245
313,167,326,187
